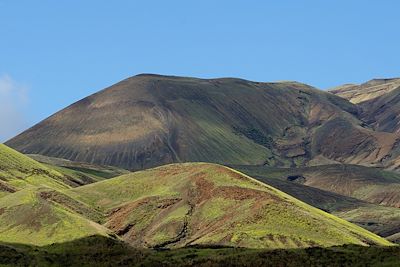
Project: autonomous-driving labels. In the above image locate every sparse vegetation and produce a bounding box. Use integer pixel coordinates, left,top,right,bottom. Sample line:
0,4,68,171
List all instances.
0,236,399,267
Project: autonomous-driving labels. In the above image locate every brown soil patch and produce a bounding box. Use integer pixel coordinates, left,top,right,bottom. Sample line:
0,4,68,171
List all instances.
188,173,214,204
106,196,182,237
0,181,16,193
213,186,275,201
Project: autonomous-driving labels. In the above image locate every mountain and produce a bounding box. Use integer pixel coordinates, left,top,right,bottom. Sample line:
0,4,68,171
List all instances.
330,78,400,135
330,78,400,104
7,74,400,171
359,85,400,134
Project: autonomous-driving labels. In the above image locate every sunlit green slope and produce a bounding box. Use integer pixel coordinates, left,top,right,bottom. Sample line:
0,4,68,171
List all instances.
68,163,392,249
0,187,110,246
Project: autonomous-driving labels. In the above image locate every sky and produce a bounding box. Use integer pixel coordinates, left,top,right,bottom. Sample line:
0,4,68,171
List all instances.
1,0,400,142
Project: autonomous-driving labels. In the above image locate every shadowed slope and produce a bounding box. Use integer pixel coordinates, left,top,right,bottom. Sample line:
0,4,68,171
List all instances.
28,154,129,181
359,86,400,135
66,163,391,249
236,164,400,208
1,236,400,267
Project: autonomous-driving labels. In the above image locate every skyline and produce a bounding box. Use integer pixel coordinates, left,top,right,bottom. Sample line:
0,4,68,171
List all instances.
1,0,400,141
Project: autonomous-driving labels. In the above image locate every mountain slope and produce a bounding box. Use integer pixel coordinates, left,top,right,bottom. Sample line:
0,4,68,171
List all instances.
359,86,400,134
8,74,400,171
65,163,391,249
236,164,400,208
330,78,400,104
330,77,400,136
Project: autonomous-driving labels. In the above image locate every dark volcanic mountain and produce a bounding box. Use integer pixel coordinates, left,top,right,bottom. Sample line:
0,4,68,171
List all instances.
6,74,400,170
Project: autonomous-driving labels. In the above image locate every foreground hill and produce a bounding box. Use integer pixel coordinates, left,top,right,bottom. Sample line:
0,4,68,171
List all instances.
8,74,400,171
0,145,392,250
65,163,390,249
0,143,72,197
0,187,110,245
0,144,109,198
235,164,400,239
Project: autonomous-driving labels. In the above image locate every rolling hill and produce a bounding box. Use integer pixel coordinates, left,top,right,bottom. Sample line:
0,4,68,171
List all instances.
8,74,400,171
0,142,391,249
64,163,391,249
0,187,110,246
0,144,111,197
0,143,72,197
234,164,400,241
0,145,113,245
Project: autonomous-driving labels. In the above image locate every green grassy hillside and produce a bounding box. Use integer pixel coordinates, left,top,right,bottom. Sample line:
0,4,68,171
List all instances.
234,164,400,240
0,144,393,250
67,163,391,249
0,187,110,246
0,144,72,195
0,144,117,199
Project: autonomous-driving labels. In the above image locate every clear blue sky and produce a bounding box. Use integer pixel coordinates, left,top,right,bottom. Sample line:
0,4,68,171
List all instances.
1,0,400,141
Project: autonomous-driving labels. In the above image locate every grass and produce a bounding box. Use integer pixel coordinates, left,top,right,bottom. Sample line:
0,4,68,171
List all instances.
66,163,391,249
0,145,394,254
234,164,400,239
0,187,110,246
0,144,71,192
0,235,399,267
29,153,129,179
